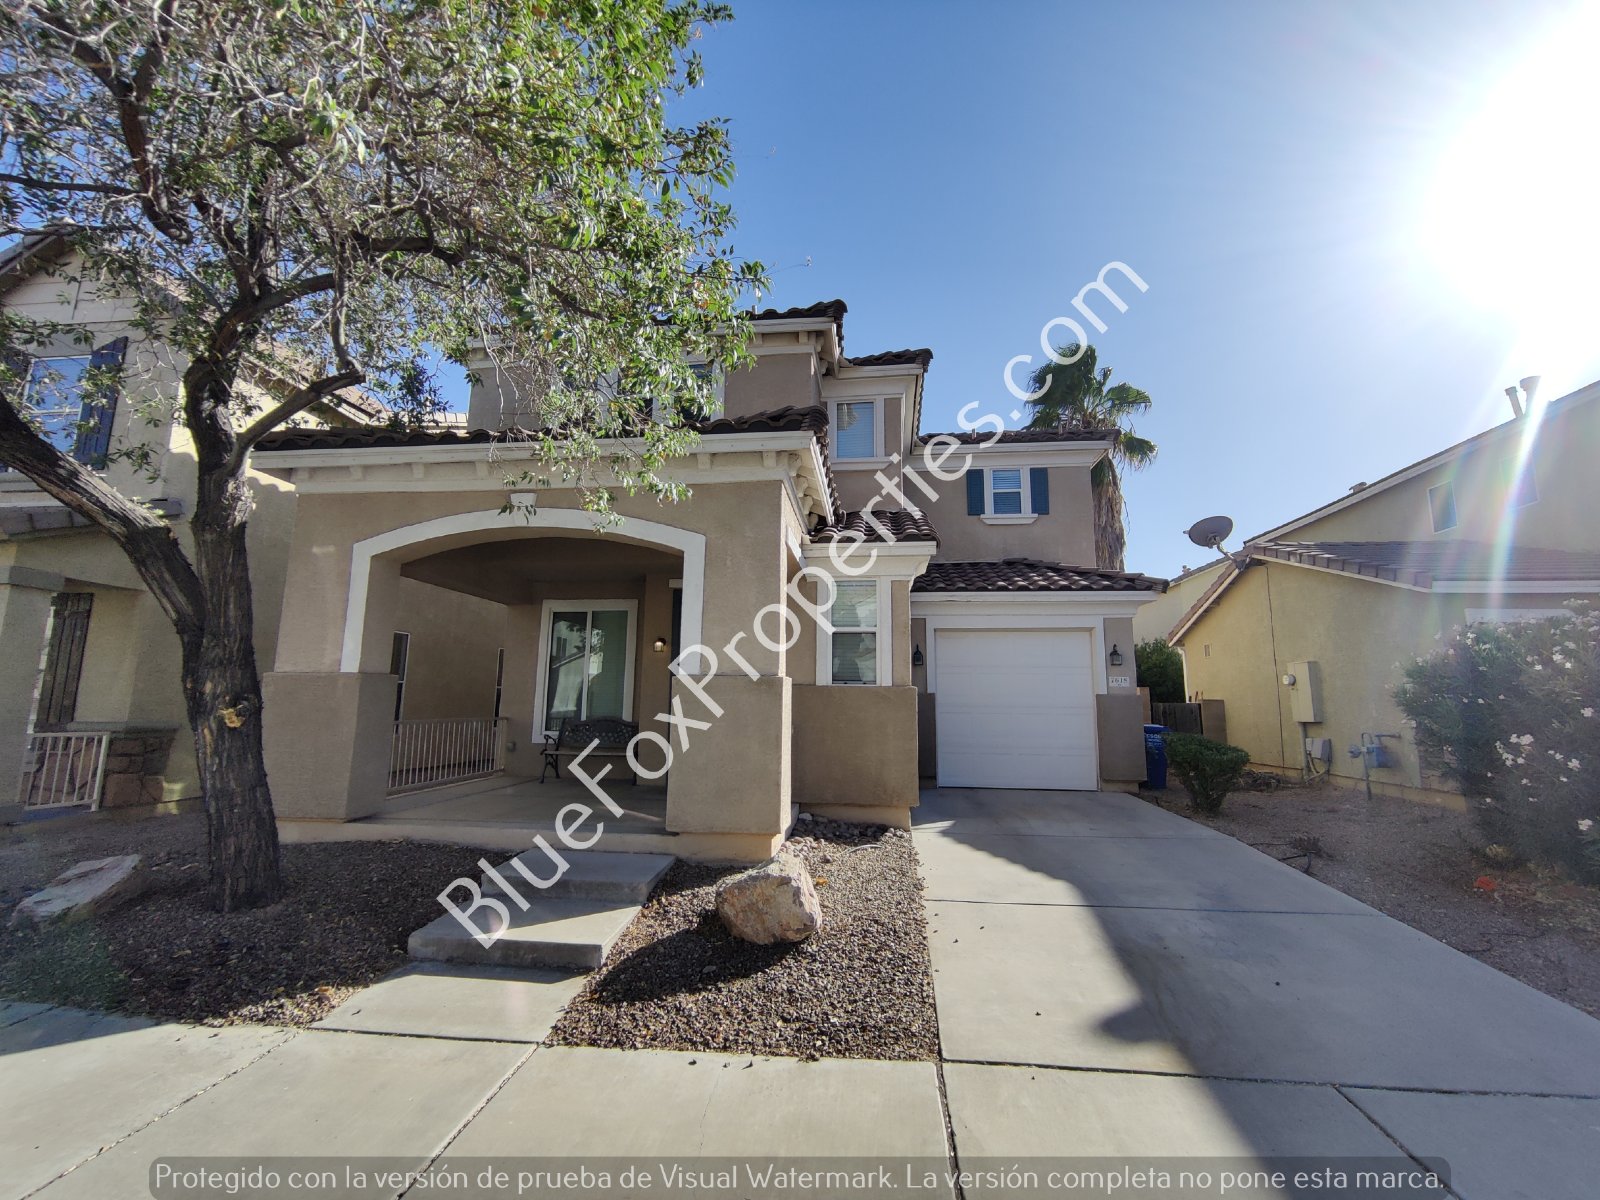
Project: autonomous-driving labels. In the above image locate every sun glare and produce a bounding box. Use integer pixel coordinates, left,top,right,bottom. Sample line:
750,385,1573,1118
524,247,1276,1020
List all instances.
1419,2,1600,391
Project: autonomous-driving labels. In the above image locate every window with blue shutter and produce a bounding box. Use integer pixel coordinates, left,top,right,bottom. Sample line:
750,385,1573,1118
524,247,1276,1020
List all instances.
76,337,128,468
966,468,985,515
1030,467,1050,514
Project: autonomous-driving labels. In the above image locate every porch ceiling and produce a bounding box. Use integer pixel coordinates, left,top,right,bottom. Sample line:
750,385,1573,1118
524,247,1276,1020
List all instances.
401,534,681,604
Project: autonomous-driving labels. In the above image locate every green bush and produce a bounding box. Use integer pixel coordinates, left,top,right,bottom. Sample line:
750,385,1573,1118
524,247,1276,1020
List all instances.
1136,638,1186,704
1394,603,1600,881
1164,733,1250,814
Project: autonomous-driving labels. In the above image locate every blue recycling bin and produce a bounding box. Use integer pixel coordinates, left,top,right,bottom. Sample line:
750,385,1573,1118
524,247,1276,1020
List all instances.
1143,724,1169,789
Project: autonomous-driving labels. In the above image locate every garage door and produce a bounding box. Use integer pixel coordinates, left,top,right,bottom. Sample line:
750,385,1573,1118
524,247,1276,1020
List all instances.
935,629,1098,790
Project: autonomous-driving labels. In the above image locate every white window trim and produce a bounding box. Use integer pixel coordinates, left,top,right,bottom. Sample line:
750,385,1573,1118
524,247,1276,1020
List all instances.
1427,480,1458,533
981,466,1040,523
830,396,886,466
816,576,891,687
532,598,639,737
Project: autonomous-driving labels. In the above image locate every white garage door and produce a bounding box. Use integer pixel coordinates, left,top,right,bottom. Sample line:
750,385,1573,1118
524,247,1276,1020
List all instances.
935,629,1098,790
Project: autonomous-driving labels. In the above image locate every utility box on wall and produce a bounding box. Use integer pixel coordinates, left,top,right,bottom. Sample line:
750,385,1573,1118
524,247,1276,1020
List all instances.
1285,660,1322,723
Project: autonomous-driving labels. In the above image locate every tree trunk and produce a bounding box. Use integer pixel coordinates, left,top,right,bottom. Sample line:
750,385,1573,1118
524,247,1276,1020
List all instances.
184,461,282,910
1093,461,1128,571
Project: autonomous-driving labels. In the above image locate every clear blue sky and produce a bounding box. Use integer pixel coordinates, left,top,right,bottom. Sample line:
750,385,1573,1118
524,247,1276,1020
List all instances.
655,0,1600,578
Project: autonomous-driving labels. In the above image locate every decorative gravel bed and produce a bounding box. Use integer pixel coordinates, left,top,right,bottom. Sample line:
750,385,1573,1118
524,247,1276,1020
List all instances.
549,816,940,1061
0,810,486,1025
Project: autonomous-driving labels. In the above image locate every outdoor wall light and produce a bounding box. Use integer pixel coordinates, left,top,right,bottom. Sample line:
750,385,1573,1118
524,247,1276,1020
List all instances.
912,644,925,668
1108,644,1123,667
652,637,668,653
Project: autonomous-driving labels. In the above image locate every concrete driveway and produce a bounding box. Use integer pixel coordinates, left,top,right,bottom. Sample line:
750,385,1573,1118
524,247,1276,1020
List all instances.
916,787,1600,1200
6,788,1600,1199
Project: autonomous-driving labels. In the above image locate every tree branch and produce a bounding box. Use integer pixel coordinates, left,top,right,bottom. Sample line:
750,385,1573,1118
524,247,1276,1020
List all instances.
228,368,364,472
0,398,203,634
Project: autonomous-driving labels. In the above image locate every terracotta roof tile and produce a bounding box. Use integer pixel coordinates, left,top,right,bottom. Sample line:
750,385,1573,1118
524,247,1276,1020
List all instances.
1251,539,1600,586
812,508,937,544
751,299,847,324
917,427,1118,445
914,558,1167,593
255,405,828,453
847,348,933,371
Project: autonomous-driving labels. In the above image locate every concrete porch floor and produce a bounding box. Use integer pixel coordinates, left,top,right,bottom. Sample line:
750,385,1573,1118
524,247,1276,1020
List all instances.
279,773,678,854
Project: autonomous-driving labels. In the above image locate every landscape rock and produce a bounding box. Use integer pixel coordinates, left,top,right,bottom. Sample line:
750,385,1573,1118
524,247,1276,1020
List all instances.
9,854,148,927
715,848,822,944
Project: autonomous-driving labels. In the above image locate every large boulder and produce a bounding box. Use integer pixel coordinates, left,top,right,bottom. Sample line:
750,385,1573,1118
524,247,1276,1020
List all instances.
9,855,148,927
716,848,822,945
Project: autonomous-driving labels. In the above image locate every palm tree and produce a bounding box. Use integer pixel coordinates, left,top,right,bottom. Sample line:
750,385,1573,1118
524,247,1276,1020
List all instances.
1024,344,1156,571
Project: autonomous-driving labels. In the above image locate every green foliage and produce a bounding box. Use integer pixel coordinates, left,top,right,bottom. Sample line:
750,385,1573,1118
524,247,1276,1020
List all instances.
1395,605,1600,880
1023,344,1155,570
1136,638,1185,703
0,0,767,512
1164,733,1250,815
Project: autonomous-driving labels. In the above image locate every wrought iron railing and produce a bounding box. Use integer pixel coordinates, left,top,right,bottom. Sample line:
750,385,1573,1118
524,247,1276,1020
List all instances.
387,717,507,794
19,731,111,809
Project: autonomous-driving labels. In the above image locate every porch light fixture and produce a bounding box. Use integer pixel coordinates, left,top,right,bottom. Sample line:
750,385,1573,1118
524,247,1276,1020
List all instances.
911,643,925,668
1108,644,1123,667
652,637,668,653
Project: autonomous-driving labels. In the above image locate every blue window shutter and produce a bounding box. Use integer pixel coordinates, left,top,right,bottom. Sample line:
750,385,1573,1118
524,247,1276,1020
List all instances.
966,468,985,515
75,337,127,468
1030,467,1050,515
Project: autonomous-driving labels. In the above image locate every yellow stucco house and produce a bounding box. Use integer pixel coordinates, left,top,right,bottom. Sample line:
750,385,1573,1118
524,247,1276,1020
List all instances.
4,261,1168,857
1168,380,1600,802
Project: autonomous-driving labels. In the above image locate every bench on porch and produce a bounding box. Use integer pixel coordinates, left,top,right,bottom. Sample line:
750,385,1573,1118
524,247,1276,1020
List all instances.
540,716,640,784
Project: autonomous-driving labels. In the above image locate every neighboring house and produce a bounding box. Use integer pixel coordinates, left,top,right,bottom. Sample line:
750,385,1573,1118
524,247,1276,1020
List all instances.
250,300,1168,862
0,239,505,813
1132,558,1227,647
1168,380,1600,801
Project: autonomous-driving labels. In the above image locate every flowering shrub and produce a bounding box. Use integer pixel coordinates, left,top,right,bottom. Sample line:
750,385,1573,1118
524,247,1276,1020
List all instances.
1394,603,1600,881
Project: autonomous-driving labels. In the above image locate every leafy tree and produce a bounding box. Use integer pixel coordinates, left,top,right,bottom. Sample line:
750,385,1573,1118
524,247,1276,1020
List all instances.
1135,638,1185,704
0,0,763,910
1024,344,1155,570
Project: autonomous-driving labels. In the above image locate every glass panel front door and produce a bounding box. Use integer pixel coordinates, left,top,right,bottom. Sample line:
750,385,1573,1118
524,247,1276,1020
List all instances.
543,606,632,731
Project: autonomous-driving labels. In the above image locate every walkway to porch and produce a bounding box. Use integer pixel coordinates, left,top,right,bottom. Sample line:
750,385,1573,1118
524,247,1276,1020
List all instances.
279,774,675,855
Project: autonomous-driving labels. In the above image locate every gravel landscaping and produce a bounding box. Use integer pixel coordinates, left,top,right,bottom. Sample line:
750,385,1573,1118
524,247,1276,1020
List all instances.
1152,780,1600,1017
0,809,486,1025
549,816,940,1062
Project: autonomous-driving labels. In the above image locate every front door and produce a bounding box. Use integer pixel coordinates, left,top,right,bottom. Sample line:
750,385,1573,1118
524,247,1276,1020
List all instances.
541,602,636,734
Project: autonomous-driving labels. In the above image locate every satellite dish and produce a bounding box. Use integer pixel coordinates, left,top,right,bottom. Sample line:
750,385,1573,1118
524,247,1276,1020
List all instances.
1184,515,1234,551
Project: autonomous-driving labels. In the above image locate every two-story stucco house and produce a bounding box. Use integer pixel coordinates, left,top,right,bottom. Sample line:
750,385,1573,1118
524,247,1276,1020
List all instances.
251,300,1167,862
1169,380,1600,802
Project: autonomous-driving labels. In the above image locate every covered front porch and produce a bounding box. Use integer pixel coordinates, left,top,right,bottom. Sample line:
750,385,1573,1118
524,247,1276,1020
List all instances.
281,773,680,855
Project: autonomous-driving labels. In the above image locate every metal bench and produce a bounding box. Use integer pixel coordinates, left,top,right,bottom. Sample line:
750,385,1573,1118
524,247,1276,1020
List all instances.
540,716,640,784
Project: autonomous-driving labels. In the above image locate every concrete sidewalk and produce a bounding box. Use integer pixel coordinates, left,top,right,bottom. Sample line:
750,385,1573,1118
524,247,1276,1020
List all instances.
915,787,1600,1200
6,787,1600,1199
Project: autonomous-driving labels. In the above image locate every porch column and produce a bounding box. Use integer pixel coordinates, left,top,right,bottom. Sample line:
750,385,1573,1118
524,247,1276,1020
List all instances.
0,566,63,814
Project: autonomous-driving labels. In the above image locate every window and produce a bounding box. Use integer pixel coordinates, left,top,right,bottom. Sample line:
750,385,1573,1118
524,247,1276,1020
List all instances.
390,632,411,721
828,579,880,685
23,357,94,455
493,647,506,721
36,593,93,730
541,602,635,731
989,468,1025,515
1428,481,1457,532
966,466,1050,519
832,399,878,460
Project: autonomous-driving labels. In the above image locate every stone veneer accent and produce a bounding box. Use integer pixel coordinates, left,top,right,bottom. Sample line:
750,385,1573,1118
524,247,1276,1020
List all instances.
97,728,178,808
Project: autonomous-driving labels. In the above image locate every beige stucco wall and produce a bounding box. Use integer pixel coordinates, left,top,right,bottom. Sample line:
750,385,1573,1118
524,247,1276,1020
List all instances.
792,684,919,813
1178,560,1580,796
1275,401,1600,552
908,462,1098,565
1133,560,1227,645
722,348,819,421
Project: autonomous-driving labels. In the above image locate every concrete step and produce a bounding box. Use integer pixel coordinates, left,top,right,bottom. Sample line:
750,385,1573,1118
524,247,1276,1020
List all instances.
407,896,640,971
479,849,675,904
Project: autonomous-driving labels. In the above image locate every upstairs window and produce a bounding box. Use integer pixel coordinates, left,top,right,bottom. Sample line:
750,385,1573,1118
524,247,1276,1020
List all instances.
965,466,1051,519
1428,481,1457,533
832,399,879,460
4,338,127,470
